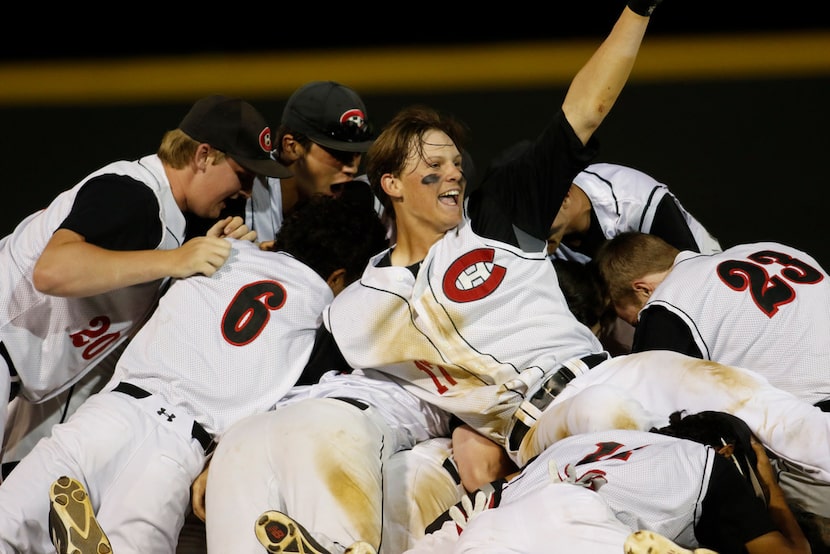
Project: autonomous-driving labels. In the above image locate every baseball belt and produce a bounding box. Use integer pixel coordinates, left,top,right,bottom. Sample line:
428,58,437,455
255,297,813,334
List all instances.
507,352,609,452
0,341,20,401
332,396,369,411
113,381,215,455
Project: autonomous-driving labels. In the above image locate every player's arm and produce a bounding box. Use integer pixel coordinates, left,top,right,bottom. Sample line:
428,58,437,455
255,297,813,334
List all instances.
34,228,236,297
561,0,661,145
648,195,703,252
452,424,518,493
630,306,703,358
33,177,245,297
191,461,210,522
744,438,812,554
296,325,352,385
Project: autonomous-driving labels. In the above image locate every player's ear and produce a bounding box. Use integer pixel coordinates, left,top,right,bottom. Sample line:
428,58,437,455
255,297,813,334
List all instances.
326,268,348,296
194,143,212,172
281,134,302,163
632,278,652,302
380,173,402,199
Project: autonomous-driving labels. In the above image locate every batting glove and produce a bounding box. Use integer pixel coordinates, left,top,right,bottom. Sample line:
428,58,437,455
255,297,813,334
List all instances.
627,0,663,17
448,484,498,534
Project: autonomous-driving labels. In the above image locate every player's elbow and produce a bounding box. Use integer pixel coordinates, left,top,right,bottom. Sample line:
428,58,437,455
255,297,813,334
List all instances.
32,259,71,296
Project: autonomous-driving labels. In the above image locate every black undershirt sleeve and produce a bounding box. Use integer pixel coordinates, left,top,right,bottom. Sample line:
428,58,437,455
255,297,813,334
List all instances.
649,194,702,252
59,174,162,251
468,110,598,246
630,305,703,358
297,325,353,385
695,454,777,553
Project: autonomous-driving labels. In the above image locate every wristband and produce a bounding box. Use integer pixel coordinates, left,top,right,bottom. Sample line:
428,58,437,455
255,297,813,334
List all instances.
627,0,662,16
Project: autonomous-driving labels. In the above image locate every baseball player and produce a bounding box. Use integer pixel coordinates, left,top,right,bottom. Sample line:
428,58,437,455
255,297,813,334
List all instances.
533,160,722,354
546,161,722,263
197,2,685,552
0,95,288,472
595,231,830,532
411,411,810,554
4,83,376,490
187,80,378,245
597,232,830,407
0,194,388,554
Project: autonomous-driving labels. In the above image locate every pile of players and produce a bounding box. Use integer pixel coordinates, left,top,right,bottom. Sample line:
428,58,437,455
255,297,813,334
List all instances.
0,1,827,553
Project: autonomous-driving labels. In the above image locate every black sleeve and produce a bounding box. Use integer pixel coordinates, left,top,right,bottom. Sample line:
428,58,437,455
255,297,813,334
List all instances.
296,325,353,385
630,305,703,358
649,194,702,252
695,454,777,552
59,174,162,251
467,110,598,246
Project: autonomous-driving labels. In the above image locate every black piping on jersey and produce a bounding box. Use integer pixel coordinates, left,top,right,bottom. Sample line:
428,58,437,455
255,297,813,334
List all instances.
138,158,182,250
356,250,545,395
580,167,621,217
422,250,548,396
638,186,662,232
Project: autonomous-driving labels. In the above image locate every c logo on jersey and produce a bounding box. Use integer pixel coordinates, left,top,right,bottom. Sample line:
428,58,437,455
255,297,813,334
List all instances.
443,248,507,303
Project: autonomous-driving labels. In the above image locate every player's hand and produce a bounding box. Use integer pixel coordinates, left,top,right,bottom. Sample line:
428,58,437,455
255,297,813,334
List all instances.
191,464,209,522
171,236,233,278
448,489,492,534
207,215,256,242
548,460,607,491
258,240,276,252
749,436,774,503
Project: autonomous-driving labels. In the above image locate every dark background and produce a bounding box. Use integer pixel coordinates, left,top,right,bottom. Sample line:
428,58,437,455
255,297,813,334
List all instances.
2,4,827,61
2,4,829,267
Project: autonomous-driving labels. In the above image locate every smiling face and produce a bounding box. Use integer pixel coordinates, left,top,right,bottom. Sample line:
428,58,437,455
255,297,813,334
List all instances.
384,128,465,239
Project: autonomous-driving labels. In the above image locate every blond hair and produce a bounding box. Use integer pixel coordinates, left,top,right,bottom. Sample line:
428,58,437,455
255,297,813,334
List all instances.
158,128,227,169
595,232,678,309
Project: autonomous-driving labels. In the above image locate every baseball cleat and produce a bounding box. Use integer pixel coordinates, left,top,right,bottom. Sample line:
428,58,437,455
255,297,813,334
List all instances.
256,510,330,553
624,530,719,554
255,510,376,554
49,475,112,554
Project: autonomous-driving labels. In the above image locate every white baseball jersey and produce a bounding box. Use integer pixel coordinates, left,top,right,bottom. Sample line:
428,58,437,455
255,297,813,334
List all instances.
640,242,830,405
503,430,714,545
0,155,183,403
244,176,285,243
412,429,771,554
0,238,334,553
105,238,332,439
325,219,605,450
553,163,721,263
534,350,830,482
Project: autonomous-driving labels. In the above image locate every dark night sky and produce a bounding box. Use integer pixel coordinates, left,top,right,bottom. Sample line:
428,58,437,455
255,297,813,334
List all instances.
3,5,827,63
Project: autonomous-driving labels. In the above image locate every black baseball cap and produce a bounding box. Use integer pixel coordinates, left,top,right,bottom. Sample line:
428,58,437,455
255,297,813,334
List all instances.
281,81,374,153
179,95,292,178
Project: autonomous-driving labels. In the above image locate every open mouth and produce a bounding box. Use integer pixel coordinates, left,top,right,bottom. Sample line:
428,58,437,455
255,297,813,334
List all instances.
439,190,460,206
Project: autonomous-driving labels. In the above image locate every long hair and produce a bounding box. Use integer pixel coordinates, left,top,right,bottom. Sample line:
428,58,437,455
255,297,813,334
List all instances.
365,105,468,220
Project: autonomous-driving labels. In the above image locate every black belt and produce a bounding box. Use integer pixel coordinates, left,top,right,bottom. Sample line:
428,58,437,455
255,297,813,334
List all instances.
333,397,369,411
113,382,215,455
1,342,20,401
508,353,609,451
816,399,830,412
